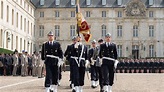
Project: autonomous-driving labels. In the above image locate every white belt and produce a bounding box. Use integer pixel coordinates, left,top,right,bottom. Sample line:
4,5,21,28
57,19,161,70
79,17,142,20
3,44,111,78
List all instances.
46,55,59,60
71,56,85,67
102,57,115,61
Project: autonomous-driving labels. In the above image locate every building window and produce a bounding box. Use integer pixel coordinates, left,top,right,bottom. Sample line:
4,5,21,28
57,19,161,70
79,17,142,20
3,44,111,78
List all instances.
71,0,75,5
86,11,91,17
56,0,60,5
39,25,44,37
117,0,122,5
117,25,122,37
133,25,138,37
20,38,22,51
40,0,44,6
101,25,106,37
40,12,44,17
12,9,14,25
55,25,60,37
1,1,3,19
55,11,59,17
149,0,154,5
149,25,154,37
24,18,26,32
86,0,91,5
102,11,106,17
149,11,153,18
117,45,122,57
102,0,106,5
149,45,154,57
27,21,29,34
118,11,122,17
7,5,9,22
16,12,18,27
70,25,76,37
20,16,22,30
71,11,75,17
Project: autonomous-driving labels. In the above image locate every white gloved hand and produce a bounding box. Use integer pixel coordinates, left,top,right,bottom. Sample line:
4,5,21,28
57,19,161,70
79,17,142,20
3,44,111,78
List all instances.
22,64,24,66
90,58,95,65
85,60,90,68
58,58,64,67
99,58,102,65
114,60,119,69
74,42,79,48
14,64,17,66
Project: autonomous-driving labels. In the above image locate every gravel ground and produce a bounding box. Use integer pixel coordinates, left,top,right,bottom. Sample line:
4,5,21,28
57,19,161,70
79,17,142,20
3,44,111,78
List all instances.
0,72,164,92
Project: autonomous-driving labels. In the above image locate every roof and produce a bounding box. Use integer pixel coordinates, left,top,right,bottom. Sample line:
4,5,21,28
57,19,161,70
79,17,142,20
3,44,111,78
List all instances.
31,0,164,8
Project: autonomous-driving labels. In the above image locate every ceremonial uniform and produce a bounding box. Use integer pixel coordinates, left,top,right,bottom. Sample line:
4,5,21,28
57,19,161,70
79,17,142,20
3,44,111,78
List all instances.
37,52,44,78
21,51,28,76
64,37,76,91
41,31,63,92
99,33,118,92
32,53,38,76
88,40,99,88
69,36,88,92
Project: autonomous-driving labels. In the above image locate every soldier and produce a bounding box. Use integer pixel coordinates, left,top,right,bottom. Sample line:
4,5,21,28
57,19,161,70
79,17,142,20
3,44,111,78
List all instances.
64,36,76,91
99,33,118,92
12,50,19,76
69,35,88,92
88,40,99,88
21,51,28,76
37,51,44,78
96,38,104,92
32,51,38,76
41,31,63,92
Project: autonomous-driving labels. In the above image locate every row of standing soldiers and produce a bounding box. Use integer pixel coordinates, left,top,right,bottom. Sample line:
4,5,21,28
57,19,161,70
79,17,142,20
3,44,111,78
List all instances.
0,50,44,78
117,59,164,73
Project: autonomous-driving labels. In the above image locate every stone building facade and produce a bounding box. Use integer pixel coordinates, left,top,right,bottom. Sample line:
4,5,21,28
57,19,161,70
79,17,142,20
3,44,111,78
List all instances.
0,0,36,54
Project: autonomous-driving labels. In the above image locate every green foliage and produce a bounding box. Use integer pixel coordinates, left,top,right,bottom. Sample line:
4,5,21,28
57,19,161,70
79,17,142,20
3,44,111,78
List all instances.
0,48,13,54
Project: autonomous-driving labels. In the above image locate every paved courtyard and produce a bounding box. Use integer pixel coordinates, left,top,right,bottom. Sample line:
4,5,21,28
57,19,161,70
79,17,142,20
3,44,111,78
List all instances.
0,72,164,92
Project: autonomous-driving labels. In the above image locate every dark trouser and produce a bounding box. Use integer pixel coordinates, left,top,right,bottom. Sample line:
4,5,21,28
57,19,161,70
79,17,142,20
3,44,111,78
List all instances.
28,66,32,76
58,66,62,80
0,67,3,75
101,61,114,86
73,65,85,86
45,64,58,87
90,65,98,81
70,65,74,84
96,66,103,89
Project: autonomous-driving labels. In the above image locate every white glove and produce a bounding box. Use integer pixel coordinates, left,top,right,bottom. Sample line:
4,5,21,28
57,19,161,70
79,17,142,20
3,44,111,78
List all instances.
114,60,119,69
39,65,41,67
90,58,95,65
14,64,17,66
74,42,79,48
99,58,102,65
58,58,64,67
22,64,24,66
85,60,90,68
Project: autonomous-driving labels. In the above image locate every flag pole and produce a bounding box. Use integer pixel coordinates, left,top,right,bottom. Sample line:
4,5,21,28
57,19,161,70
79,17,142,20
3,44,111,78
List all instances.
76,0,81,36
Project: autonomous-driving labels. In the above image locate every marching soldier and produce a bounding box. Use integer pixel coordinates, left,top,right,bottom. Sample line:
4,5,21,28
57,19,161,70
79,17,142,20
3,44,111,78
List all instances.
32,51,38,76
41,31,63,92
64,36,77,91
12,50,19,76
88,40,99,88
99,33,118,92
69,35,88,92
97,39,104,92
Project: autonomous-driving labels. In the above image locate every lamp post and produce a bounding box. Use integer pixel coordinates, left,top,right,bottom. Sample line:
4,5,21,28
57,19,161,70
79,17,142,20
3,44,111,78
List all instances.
3,29,12,49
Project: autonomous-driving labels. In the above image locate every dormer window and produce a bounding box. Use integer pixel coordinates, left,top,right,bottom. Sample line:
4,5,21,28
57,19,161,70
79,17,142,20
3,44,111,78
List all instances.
56,0,60,5
40,0,44,6
102,0,106,5
117,0,122,6
149,0,154,5
86,0,91,6
71,0,75,5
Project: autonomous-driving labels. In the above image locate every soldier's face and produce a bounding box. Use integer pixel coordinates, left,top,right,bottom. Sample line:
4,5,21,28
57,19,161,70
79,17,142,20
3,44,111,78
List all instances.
76,36,81,42
105,36,111,42
48,35,54,41
92,43,96,47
